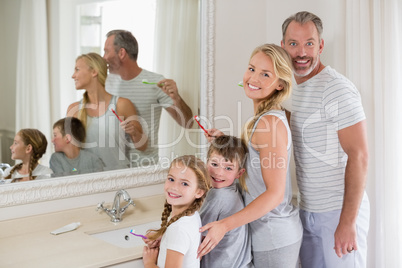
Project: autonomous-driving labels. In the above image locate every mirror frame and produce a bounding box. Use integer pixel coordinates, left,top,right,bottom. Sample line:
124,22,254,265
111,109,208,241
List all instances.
0,0,215,208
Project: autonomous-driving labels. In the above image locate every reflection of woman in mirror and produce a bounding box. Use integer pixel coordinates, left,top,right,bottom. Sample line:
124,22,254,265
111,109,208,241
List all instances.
2,129,53,183
67,53,147,171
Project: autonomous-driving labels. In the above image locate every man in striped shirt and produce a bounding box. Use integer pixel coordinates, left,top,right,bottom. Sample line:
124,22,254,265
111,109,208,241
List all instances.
281,11,370,267
103,30,193,167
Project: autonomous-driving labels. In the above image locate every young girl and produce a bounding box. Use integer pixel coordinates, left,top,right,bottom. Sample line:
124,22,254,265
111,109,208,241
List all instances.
142,155,211,268
3,128,53,183
199,44,303,267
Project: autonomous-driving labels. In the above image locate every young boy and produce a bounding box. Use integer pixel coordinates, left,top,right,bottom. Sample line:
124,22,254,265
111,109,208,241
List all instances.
50,117,104,177
200,135,253,268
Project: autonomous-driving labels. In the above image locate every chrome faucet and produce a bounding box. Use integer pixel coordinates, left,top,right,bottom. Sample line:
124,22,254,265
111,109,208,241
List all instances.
97,189,135,222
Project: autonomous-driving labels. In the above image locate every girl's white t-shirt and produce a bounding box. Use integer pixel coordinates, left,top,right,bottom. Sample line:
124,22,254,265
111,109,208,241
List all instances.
1,164,53,183
157,211,202,268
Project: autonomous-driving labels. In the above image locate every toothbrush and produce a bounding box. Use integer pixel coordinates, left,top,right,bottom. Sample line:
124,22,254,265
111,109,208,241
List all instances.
130,229,147,239
142,79,158,85
238,81,244,87
110,108,123,123
194,115,208,135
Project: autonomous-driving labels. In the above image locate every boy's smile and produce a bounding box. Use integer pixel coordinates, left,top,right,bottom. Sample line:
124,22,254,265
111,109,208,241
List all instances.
207,152,245,189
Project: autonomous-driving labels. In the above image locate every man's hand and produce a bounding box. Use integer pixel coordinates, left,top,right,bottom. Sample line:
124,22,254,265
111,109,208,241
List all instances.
158,79,180,102
334,221,358,258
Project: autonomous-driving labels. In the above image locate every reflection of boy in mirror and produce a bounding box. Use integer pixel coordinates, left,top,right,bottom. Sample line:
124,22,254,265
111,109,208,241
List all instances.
103,30,194,167
50,117,104,177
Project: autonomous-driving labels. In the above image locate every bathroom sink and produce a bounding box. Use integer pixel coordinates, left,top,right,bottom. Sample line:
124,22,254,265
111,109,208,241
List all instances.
90,221,160,249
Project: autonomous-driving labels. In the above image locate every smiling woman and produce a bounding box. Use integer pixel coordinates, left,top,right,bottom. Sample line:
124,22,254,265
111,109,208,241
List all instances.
67,52,148,170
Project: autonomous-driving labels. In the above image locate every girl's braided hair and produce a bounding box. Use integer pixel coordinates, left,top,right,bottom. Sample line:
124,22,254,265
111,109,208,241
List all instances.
5,129,47,181
147,155,211,240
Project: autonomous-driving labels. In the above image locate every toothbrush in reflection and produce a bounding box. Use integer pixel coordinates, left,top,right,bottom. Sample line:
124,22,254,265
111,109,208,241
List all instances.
142,79,157,85
194,115,217,138
130,229,147,239
142,79,165,86
194,115,208,135
110,108,123,123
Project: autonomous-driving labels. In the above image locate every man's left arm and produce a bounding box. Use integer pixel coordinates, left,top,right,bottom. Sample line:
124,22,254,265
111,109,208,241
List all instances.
158,79,194,128
334,120,369,258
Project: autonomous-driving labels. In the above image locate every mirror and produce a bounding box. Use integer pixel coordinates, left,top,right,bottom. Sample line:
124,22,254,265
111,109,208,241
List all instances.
1,0,199,166
0,0,215,207
1,3,199,170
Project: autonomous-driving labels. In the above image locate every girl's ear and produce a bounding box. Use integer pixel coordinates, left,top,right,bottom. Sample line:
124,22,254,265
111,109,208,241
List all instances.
195,189,205,199
25,144,33,154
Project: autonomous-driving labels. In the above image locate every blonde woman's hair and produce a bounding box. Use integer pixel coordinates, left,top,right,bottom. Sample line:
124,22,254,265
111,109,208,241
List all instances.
5,129,47,181
242,44,293,142
147,155,211,241
207,135,249,191
75,53,108,129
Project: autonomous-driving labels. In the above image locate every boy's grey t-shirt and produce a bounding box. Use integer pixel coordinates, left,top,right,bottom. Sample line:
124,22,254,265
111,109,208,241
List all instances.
49,150,104,177
199,183,253,268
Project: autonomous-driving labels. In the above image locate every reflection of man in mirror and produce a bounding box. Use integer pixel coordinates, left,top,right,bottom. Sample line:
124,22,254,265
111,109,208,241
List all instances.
103,30,193,167
281,11,369,268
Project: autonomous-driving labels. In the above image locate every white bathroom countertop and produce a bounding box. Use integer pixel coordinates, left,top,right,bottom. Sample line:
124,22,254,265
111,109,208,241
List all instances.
0,194,165,268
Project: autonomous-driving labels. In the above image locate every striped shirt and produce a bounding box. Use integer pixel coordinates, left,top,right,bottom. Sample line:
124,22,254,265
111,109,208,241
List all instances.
290,66,366,212
106,70,173,167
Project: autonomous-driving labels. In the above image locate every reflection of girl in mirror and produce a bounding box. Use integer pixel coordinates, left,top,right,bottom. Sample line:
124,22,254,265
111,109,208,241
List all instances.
142,155,211,268
67,53,148,170
2,129,53,183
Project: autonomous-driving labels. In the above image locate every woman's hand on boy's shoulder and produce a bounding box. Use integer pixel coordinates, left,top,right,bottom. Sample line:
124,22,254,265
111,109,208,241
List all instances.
198,220,228,258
